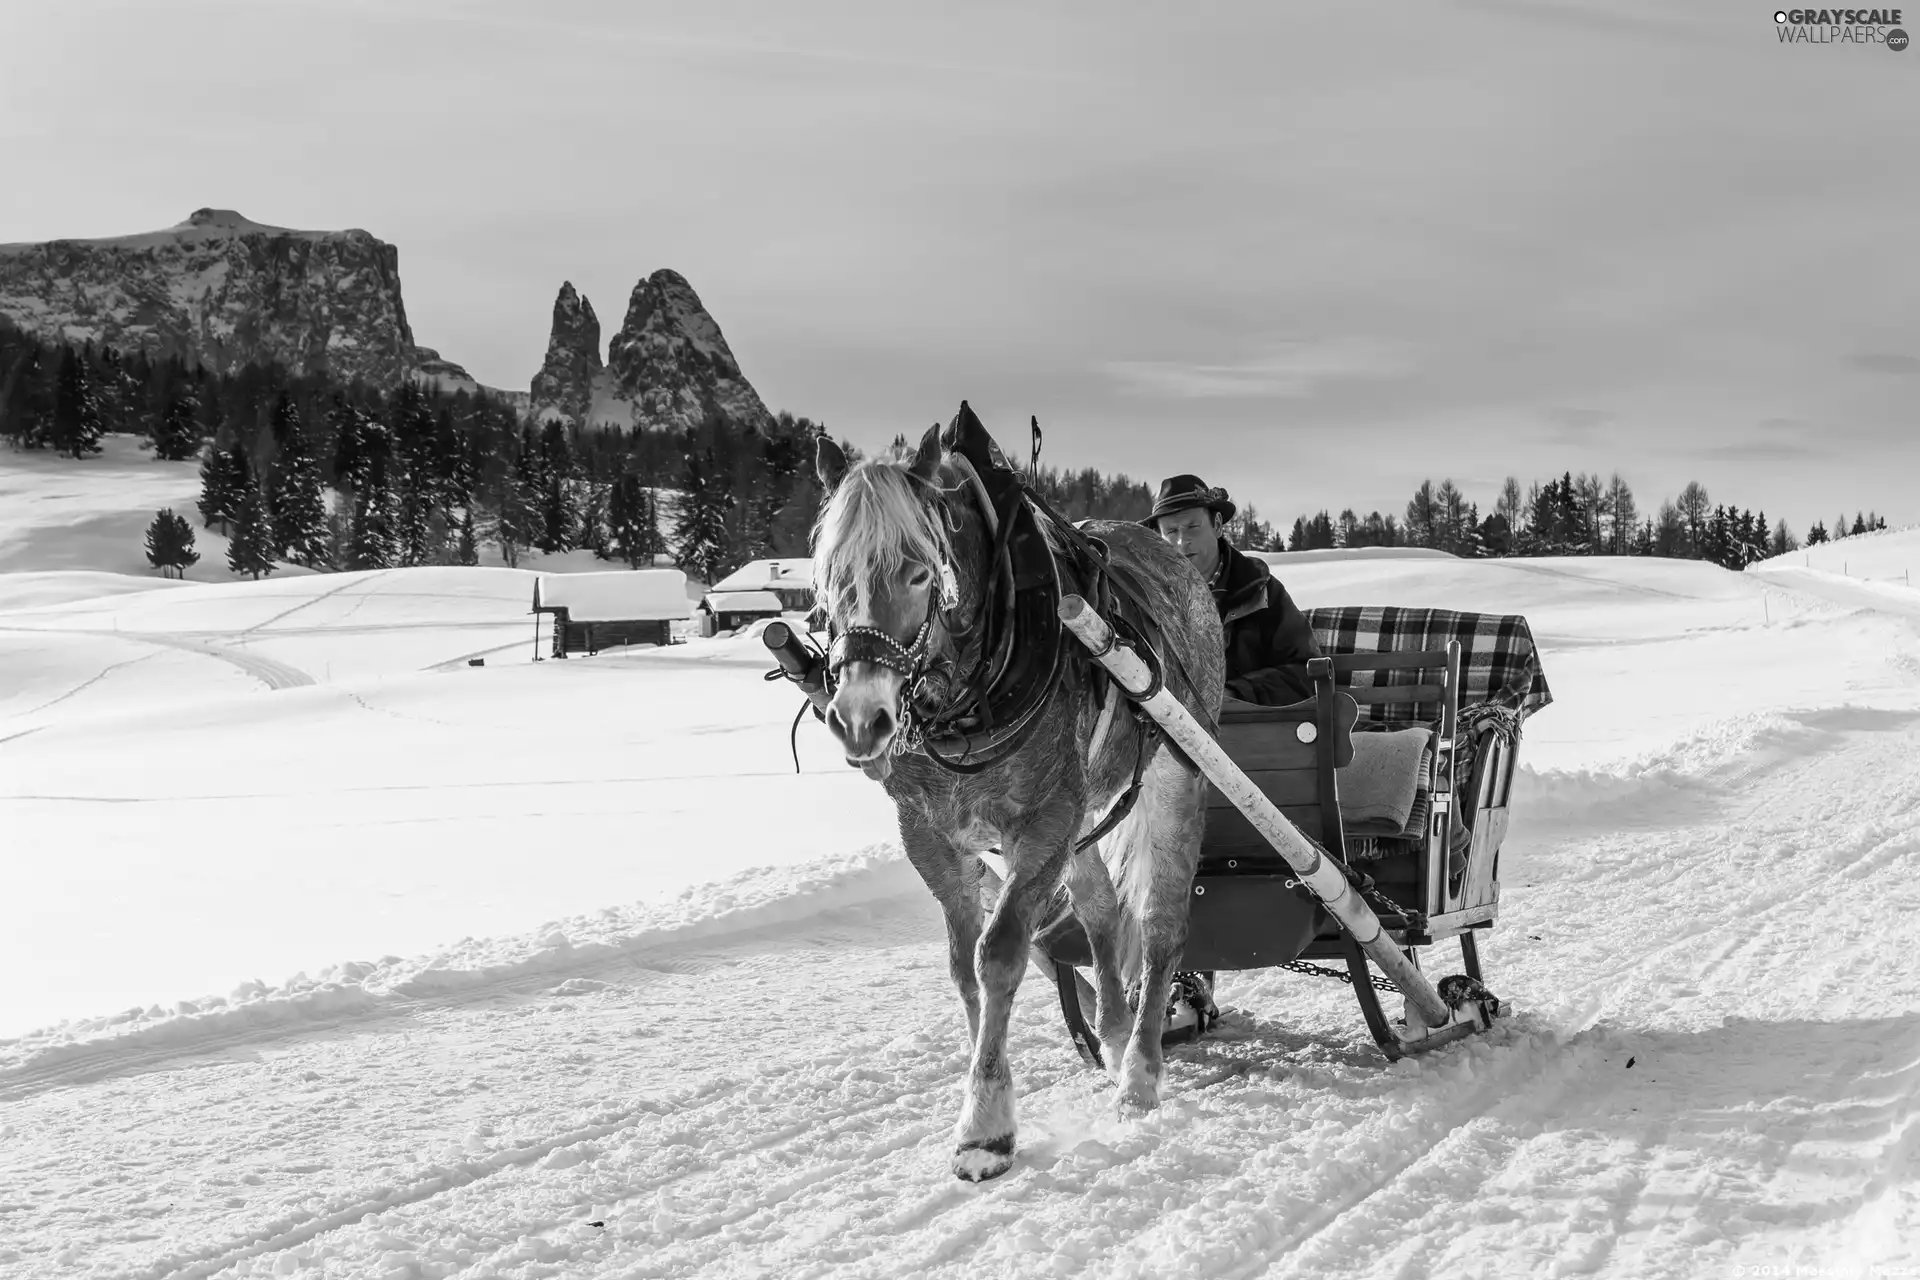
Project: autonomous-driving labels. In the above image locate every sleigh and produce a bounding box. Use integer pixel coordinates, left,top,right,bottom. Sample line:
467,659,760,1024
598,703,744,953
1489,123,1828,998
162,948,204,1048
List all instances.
1039,603,1553,1063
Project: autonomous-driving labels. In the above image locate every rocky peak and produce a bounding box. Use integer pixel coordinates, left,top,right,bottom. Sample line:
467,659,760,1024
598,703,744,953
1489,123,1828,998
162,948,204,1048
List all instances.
0,208,473,392
529,268,771,435
527,282,603,427
608,269,745,377
608,269,772,433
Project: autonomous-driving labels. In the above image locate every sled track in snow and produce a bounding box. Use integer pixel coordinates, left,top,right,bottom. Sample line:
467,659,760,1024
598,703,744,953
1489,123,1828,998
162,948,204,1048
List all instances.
0,891,935,1104
0,625,315,689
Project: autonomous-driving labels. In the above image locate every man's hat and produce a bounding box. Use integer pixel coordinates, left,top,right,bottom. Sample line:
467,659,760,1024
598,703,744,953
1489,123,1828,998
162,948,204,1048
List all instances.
1141,474,1236,526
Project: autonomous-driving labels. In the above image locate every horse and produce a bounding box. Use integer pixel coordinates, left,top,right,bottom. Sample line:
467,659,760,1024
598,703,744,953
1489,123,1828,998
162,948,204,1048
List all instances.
806,403,1225,1182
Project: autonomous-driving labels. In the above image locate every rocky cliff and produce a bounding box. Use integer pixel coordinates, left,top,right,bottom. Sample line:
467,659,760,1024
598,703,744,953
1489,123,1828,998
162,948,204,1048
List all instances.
0,208,474,391
527,269,772,434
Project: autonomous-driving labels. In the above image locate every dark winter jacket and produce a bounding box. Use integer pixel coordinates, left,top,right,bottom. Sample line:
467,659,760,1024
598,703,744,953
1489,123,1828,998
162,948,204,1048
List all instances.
1211,540,1323,706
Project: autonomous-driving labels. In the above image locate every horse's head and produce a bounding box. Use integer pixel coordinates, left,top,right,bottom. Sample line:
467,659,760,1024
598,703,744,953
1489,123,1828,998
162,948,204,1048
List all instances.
809,423,988,774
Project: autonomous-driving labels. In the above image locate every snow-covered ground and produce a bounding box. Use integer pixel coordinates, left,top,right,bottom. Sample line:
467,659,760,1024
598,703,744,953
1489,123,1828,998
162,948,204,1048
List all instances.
2,453,1917,1277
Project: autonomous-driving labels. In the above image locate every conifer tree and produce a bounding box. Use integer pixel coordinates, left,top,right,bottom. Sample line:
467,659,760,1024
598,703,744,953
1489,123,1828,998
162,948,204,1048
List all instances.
52,346,104,458
607,470,657,568
225,459,277,580
535,419,580,553
394,484,433,567
152,390,202,461
454,508,479,566
346,487,398,570
197,446,236,531
143,508,200,578
673,442,734,585
266,394,329,567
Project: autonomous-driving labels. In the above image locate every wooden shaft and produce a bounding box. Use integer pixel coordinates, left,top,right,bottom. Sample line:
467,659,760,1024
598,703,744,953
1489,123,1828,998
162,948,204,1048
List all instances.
1057,593,1453,1029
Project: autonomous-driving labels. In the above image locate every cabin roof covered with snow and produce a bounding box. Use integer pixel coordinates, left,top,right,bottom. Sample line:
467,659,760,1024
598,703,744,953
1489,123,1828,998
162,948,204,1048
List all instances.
703,591,785,614
711,559,815,594
532,570,693,622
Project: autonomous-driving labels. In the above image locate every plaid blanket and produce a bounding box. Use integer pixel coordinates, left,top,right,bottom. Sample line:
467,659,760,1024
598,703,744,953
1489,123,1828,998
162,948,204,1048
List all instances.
1304,605,1551,867
1305,606,1553,728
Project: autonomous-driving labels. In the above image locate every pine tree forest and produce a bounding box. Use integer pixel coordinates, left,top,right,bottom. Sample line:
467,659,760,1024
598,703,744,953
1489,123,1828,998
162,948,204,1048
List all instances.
0,319,1894,583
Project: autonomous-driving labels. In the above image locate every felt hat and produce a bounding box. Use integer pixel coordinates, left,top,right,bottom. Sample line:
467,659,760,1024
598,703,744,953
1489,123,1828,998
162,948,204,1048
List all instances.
1141,474,1235,526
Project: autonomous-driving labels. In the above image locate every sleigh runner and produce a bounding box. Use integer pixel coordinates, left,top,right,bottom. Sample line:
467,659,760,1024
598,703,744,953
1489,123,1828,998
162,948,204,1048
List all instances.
1037,599,1553,1062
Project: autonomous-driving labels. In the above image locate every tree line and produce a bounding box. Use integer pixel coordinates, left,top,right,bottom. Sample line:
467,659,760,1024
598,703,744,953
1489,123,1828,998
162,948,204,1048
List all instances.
1,323,846,584
4,321,1895,583
1233,470,1890,570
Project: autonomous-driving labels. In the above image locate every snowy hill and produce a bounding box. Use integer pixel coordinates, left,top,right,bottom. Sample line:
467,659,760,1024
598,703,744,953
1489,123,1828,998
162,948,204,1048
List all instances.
2,512,1917,1273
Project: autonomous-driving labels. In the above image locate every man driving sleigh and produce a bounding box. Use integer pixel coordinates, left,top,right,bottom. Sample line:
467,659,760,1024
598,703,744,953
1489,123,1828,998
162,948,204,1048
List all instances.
1141,474,1323,708
1029,473,1326,1043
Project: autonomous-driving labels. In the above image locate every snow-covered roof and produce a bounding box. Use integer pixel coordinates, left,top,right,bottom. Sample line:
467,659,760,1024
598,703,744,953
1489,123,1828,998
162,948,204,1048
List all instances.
710,559,815,594
704,591,785,614
532,570,693,622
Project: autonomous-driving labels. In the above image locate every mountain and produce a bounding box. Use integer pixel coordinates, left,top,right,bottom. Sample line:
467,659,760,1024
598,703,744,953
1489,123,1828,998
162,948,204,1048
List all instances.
528,269,773,435
0,208,476,392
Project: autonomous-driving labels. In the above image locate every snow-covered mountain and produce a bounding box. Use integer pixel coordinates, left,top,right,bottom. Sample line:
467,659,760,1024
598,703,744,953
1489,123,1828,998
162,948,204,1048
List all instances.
0,207,477,393
528,270,774,434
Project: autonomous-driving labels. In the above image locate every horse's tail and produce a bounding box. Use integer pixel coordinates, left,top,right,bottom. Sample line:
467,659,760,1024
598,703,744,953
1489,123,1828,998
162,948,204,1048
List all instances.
1098,795,1150,983
1098,737,1210,990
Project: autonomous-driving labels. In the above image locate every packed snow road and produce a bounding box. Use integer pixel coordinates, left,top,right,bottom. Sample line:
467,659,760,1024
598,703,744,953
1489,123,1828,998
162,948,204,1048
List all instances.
4,705,1917,1279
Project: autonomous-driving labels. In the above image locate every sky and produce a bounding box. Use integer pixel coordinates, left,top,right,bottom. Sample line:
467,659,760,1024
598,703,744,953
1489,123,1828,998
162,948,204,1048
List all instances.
3,0,1915,538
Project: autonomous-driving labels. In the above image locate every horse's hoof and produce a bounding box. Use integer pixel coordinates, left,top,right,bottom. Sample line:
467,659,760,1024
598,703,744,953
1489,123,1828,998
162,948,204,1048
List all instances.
952,1136,1015,1182
1115,1080,1160,1119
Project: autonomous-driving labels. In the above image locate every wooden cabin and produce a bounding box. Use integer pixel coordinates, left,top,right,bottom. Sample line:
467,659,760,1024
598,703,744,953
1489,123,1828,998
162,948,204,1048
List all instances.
702,590,786,633
531,569,693,659
709,559,815,613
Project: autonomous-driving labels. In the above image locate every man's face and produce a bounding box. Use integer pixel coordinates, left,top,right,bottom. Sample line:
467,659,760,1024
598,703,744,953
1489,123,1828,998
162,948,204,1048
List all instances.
1155,507,1223,577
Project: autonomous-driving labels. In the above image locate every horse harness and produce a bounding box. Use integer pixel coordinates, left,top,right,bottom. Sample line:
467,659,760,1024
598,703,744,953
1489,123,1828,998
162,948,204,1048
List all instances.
783,403,1202,854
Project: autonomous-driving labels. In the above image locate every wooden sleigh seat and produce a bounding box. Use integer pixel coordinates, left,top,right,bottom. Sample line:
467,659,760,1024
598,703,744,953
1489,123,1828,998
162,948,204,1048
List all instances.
1042,605,1553,1061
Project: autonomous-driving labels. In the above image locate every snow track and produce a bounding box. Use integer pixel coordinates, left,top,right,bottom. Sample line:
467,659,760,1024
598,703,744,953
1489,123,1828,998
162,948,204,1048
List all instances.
6,707,1917,1278
0,625,315,690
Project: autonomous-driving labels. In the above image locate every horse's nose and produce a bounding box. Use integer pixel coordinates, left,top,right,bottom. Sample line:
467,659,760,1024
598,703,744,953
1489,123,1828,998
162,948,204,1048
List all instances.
827,700,896,759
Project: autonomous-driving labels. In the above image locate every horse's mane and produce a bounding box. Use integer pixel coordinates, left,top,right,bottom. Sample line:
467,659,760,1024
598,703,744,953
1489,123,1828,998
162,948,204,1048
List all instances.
812,445,1077,618
811,453,961,617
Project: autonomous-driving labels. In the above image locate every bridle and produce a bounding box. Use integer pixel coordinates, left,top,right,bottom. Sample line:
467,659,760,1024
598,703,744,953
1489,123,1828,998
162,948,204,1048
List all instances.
818,466,997,758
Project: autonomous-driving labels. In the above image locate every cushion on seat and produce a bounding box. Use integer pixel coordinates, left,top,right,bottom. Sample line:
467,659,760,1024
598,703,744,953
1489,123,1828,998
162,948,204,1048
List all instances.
1336,726,1434,836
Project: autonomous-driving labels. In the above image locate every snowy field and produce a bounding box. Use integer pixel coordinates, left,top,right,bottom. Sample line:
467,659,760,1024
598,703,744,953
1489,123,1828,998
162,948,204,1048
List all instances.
2,453,1918,1277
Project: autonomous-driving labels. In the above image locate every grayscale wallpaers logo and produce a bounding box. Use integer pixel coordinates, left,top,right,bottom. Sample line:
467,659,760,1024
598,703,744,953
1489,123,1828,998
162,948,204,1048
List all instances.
1774,7,1908,46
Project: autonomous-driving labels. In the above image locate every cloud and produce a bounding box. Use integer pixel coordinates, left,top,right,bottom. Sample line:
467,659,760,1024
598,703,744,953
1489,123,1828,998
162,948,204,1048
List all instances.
1851,352,1920,376
1690,440,1821,462
1544,407,1615,434
1756,416,1811,432
1103,338,1410,400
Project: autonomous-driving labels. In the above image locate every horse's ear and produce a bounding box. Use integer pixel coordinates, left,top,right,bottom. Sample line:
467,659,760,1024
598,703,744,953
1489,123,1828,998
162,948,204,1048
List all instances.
816,435,848,493
907,422,943,482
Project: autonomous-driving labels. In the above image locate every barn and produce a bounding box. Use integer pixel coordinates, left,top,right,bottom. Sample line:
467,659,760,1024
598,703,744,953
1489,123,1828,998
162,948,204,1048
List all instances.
709,559,815,613
531,570,693,659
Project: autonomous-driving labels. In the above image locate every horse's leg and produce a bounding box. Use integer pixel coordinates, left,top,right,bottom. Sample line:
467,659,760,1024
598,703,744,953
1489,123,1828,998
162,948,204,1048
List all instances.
899,818,984,1044
952,823,1074,1183
1115,747,1209,1116
1059,846,1133,1076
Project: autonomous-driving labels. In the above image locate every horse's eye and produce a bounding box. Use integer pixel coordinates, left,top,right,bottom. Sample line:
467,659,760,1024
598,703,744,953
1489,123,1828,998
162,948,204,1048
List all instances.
907,566,931,586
